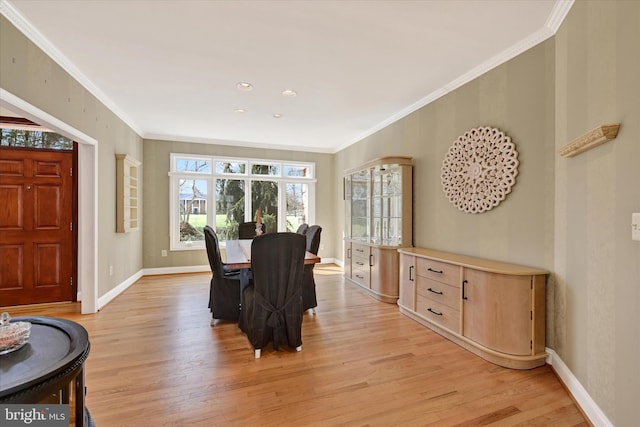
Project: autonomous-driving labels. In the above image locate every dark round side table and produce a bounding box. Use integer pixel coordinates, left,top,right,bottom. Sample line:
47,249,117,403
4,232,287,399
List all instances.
0,316,91,426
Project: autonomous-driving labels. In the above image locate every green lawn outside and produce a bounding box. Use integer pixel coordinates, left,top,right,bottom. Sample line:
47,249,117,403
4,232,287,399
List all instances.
185,214,227,229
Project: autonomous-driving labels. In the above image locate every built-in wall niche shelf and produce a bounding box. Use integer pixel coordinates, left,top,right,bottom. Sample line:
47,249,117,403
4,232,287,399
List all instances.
116,154,141,233
559,123,620,157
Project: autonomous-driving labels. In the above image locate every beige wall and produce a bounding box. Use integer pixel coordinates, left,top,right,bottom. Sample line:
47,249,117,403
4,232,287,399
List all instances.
554,1,640,425
0,16,144,299
142,138,334,269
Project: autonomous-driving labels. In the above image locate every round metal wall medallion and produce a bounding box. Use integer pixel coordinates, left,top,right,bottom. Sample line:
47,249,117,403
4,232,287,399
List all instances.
441,126,519,213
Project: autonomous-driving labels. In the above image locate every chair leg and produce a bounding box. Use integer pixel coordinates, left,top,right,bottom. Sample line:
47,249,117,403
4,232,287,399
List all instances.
296,345,302,352
254,349,261,358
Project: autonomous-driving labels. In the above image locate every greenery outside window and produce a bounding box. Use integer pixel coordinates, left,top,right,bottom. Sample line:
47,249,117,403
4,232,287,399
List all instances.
169,154,315,250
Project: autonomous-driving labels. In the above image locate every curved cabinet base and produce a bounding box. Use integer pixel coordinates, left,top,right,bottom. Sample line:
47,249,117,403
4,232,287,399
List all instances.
398,304,546,369
346,278,398,303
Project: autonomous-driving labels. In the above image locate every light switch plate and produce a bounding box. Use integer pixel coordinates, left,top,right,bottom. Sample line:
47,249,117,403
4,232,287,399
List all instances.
633,213,640,241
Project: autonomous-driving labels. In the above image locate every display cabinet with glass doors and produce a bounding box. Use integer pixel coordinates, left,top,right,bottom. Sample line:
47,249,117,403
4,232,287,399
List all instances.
343,156,412,303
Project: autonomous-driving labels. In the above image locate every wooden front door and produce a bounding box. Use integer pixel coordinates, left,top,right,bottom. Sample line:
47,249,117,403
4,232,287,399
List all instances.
0,148,76,305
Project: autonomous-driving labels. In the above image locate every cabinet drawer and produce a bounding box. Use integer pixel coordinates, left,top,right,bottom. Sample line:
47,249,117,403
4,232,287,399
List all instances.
352,269,370,287
352,256,369,271
416,277,460,310
416,258,459,286
351,243,370,258
416,295,460,333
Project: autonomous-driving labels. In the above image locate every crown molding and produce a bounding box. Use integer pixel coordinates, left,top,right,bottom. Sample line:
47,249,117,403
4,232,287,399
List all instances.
546,0,575,33
1,0,144,137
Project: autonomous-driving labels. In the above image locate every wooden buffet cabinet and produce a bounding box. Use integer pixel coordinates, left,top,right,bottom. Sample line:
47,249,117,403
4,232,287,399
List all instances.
343,156,412,303
398,247,548,369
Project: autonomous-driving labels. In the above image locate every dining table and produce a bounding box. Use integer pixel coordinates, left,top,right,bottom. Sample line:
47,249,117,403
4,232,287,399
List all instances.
222,238,320,299
223,239,321,269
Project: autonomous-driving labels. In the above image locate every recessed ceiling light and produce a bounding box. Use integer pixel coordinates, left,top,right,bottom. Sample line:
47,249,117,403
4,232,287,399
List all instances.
282,89,297,97
273,113,283,119
234,108,247,114
236,82,253,91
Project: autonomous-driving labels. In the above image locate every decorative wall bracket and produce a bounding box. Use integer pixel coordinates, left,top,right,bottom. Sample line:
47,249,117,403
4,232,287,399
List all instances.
559,124,620,157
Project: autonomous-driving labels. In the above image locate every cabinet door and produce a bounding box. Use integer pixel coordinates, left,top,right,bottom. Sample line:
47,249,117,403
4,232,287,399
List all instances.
344,240,352,278
398,253,415,309
350,170,370,240
462,269,533,356
344,175,351,239
370,246,399,299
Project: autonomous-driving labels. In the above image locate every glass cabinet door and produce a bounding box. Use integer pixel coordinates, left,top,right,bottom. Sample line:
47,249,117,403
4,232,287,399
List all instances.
373,166,403,245
350,169,370,240
344,175,352,239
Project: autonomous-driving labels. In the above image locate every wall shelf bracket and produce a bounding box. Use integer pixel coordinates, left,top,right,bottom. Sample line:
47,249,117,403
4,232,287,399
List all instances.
559,124,620,157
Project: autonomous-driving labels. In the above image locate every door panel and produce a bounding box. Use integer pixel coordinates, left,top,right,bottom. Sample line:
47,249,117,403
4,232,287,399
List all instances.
0,185,23,228
0,148,75,305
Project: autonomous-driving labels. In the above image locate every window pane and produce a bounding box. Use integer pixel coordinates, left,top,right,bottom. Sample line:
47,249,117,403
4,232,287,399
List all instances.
178,179,208,243
1,128,73,150
215,179,245,240
251,180,278,233
215,161,246,174
175,158,211,173
283,165,311,178
251,163,280,176
286,183,308,232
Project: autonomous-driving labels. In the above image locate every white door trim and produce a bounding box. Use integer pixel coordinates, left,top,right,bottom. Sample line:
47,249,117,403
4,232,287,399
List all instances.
1,88,99,313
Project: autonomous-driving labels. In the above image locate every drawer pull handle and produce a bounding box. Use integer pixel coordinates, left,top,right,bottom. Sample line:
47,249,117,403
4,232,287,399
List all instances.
427,267,443,274
355,274,364,279
369,254,374,267
427,287,443,295
427,308,443,316
356,261,364,266
347,248,351,259
462,280,468,300
409,265,414,281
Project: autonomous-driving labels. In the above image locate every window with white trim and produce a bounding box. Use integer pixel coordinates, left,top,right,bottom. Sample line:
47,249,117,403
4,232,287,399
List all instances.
169,154,315,250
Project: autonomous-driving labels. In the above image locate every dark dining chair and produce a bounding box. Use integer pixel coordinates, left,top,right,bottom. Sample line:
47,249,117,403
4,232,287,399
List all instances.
238,221,266,239
240,232,306,358
302,225,322,314
204,225,241,324
295,223,308,235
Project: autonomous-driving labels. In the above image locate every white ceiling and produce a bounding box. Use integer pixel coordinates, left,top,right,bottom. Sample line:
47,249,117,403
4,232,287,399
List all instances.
1,0,572,153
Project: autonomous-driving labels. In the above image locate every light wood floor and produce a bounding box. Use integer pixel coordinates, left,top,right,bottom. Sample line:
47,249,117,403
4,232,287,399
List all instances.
3,265,589,426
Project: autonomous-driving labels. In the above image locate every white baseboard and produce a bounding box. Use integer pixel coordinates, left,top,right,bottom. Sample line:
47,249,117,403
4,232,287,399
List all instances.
96,270,144,310
545,348,613,427
142,265,210,276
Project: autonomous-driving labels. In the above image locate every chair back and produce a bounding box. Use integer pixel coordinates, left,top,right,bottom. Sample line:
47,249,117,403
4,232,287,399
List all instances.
239,221,266,239
204,225,241,322
296,223,309,235
204,225,224,277
305,225,322,255
243,232,306,350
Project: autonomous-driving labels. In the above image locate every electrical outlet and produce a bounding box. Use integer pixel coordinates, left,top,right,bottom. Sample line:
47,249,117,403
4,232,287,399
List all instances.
632,213,640,242
161,249,168,257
